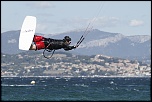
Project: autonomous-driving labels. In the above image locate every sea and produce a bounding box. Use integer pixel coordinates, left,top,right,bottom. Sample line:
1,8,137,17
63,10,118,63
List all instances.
1,76,151,101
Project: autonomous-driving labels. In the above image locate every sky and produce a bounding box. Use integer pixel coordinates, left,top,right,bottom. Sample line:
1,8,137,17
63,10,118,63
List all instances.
1,1,151,36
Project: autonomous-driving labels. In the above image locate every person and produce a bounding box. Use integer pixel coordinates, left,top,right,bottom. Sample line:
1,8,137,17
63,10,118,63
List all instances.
29,35,77,51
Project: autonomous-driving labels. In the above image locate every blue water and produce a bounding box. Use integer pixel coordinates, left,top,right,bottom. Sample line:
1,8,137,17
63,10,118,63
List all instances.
1,77,151,101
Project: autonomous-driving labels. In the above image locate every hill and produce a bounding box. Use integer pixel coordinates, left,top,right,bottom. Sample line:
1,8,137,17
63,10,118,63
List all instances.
1,29,151,63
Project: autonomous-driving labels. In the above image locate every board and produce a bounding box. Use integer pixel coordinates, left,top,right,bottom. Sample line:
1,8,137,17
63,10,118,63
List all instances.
19,16,36,50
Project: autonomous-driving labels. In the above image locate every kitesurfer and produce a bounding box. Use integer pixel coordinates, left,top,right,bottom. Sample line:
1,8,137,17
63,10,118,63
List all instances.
29,35,77,51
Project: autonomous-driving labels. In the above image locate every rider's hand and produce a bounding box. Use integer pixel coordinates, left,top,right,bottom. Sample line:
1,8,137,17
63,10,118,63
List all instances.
73,46,76,48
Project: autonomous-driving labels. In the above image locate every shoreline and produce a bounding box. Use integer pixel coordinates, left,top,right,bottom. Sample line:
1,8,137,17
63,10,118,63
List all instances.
1,75,151,78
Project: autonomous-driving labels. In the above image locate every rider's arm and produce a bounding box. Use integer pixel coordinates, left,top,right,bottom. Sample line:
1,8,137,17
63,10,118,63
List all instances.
64,45,76,51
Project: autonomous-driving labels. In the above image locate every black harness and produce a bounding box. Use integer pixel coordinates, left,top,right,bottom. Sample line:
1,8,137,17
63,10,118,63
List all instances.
42,38,56,59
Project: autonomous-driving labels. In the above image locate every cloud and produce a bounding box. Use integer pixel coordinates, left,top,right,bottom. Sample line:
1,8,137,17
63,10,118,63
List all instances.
59,17,88,28
8,39,17,43
27,1,55,9
129,19,144,26
87,16,121,28
36,23,48,33
37,16,122,34
56,16,121,29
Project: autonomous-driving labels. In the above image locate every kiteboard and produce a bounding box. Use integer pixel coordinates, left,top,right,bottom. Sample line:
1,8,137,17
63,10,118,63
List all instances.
19,16,36,50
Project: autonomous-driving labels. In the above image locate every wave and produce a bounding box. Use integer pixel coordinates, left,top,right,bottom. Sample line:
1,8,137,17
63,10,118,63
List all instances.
73,84,89,87
1,84,35,86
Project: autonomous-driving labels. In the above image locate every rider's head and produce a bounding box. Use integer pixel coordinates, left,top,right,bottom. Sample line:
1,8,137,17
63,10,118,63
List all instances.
63,36,71,44
64,36,71,41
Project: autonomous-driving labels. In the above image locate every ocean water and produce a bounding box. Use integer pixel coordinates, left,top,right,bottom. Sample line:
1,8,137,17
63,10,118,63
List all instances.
1,76,151,101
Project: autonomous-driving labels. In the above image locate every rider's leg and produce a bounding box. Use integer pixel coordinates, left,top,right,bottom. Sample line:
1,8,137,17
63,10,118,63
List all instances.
29,35,46,50
33,35,45,42
29,41,45,50
29,44,37,50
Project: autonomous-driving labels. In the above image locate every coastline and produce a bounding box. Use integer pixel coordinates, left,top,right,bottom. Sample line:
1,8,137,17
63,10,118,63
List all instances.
1,75,151,78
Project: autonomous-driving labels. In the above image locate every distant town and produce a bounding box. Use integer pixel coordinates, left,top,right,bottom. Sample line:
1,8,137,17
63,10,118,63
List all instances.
1,51,151,77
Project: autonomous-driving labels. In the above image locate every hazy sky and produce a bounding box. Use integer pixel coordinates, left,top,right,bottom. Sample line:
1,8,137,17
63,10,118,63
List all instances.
1,1,151,36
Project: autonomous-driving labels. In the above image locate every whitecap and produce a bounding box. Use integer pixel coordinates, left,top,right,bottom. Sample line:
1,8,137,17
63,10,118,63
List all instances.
74,84,88,87
2,84,34,86
133,88,139,91
92,80,97,83
110,81,114,84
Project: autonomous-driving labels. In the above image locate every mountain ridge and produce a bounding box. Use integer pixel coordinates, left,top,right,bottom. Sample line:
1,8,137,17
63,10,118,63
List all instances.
1,29,151,63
